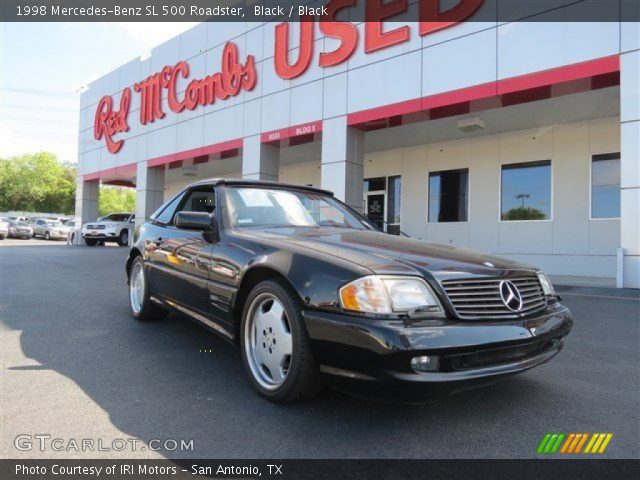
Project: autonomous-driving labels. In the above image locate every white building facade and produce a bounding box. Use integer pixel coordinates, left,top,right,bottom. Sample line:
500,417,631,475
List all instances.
76,9,640,288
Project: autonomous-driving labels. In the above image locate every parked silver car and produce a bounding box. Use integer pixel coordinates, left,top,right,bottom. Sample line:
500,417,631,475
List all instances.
7,221,33,239
32,219,69,240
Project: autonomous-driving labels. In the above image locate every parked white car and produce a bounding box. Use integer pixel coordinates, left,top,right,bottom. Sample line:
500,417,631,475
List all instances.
0,217,9,239
81,213,134,246
32,219,70,240
65,219,81,244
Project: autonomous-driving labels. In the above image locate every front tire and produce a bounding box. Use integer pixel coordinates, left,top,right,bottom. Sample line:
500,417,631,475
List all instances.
117,229,129,246
45,231,50,240
84,238,97,246
129,256,167,321
240,279,323,403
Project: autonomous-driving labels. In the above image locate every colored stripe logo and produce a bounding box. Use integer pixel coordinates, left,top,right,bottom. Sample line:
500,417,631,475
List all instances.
537,433,613,454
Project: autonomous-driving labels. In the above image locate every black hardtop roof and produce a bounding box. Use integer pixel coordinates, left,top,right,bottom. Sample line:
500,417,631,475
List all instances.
188,178,334,196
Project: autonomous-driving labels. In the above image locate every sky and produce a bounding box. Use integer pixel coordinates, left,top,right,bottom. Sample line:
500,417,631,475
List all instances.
0,22,197,163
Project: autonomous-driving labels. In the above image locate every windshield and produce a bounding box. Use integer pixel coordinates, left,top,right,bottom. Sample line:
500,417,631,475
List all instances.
225,187,370,230
99,214,130,222
46,221,63,227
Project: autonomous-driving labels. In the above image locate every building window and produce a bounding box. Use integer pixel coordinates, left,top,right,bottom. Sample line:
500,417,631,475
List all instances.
428,169,469,222
500,161,551,221
387,176,401,235
591,153,620,219
364,177,386,192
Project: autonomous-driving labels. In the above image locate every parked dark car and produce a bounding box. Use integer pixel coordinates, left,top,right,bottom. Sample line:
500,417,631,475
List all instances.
126,179,572,403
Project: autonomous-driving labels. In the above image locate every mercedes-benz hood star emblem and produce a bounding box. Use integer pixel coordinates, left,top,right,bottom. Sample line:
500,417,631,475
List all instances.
499,280,524,312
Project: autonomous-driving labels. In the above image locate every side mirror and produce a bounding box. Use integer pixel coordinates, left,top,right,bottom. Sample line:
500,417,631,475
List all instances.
174,211,215,231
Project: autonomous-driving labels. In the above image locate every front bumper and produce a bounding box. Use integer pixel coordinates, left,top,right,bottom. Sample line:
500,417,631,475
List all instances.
47,232,68,239
9,231,31,238
82,232,117,240
303,303,572,400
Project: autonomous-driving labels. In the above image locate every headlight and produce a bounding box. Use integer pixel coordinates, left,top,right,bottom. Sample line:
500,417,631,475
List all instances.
537,271,555,296
339,275,442,315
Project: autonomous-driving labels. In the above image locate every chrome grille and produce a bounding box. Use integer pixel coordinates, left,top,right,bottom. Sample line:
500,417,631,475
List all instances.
86,224,105,230
441,274,547,319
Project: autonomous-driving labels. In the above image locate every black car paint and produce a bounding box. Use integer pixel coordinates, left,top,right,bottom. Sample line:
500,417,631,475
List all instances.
127,179,572,399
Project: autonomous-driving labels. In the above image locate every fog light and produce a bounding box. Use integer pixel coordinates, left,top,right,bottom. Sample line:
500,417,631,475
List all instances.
411,355,439,372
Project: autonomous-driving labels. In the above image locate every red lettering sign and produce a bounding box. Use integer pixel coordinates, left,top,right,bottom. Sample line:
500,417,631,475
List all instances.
94,88,131,154
135,41,256,125
365,0,410,53
275,0,484,78
420,0,484,35
274,18,315,79
319,0,358,67
95,3,482,154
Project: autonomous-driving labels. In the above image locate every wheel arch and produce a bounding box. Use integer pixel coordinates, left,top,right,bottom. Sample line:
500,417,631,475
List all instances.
232,265,303,340
125,247,142,281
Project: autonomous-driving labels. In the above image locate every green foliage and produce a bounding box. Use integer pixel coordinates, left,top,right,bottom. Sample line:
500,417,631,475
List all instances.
98,186,136,218
501,206,547,221
0,152,76,214
0,152,136,218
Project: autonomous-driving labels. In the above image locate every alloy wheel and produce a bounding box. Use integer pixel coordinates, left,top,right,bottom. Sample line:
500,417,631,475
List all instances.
129,261,145,315
244,293,293,390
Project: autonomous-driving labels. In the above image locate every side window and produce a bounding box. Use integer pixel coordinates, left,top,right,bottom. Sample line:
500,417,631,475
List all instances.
178,188,216,214
591,153,620,218
153,191,187,225
500,161,551,221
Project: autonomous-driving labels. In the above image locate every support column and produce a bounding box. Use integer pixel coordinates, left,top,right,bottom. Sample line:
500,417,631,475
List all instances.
320,116,364,211
135,162,165,228
74,177,99,245
75,177,99,224
620,48,640,288
242,134,280,181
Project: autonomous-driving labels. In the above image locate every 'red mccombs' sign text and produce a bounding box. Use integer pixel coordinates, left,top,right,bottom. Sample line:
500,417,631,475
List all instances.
94,0,482,154
94,42,256,154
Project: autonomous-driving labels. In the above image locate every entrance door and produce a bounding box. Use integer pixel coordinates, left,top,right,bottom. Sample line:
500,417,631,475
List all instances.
364,191,386,230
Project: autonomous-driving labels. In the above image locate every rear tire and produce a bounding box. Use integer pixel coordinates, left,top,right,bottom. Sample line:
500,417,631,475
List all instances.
129,256,167,321
240,279,323,403
117,229,129,246
84,238,97,246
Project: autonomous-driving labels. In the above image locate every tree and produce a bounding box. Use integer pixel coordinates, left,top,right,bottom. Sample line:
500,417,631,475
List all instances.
501,206,547,221
98,186,136,218
0,152,76,214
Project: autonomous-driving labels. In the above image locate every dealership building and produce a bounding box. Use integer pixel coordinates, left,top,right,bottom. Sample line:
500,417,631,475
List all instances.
76,9,640,288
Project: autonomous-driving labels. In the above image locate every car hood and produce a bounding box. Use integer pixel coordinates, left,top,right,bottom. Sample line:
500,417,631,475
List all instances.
246,227,536,278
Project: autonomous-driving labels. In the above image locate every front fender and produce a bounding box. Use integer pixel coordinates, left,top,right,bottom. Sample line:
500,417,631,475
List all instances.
234,242,372,313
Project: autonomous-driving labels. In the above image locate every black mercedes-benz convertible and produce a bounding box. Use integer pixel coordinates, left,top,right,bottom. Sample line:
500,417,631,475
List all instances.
126,179,572,403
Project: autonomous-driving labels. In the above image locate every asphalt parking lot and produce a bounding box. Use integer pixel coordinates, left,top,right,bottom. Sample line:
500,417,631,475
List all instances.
1,243,638,459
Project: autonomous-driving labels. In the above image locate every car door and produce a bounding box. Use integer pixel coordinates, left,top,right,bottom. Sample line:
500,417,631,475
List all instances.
35,220,45,236
146,186,216,316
